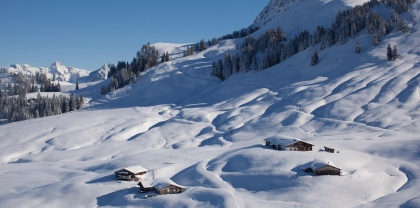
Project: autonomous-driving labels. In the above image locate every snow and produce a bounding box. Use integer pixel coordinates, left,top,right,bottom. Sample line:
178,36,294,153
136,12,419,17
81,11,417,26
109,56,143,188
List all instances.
4,62,110,84
142,178,185,190
1,0,420,207
264,135,305,146
123,166,148,174
309,160,340,170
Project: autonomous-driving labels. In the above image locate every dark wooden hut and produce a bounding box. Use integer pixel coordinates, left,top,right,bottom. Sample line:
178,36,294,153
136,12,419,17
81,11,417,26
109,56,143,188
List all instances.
324,146,335,153
304,161,341,176
115,166,148,181
264,135,314,151
139,178,185,195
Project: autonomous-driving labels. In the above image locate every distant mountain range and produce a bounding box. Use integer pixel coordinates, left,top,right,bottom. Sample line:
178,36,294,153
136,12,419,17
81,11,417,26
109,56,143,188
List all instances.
6,62,112,83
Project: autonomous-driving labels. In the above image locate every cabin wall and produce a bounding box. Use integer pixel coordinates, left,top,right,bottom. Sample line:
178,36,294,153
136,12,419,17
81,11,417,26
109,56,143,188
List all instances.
289,141,313,151
115,171,135,181
158,185,183,195
315,166,341,176
324,147,335,153
115,169,147,181
266,140,313,151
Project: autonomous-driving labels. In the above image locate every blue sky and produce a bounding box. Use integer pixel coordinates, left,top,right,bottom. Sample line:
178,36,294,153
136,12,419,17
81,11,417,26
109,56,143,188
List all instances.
0,0,268,70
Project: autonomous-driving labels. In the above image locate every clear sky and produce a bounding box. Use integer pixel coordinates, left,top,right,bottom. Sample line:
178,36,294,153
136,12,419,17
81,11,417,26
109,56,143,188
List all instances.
0,0,269,71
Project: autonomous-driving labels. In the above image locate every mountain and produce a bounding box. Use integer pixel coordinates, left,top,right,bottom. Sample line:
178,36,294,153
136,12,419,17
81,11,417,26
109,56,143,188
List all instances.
253,0,303,27
80,63,113,83
6,62,110,83
1,0,420,207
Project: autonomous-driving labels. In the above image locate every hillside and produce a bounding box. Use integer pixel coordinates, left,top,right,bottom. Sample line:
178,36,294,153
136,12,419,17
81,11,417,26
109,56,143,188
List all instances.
1,0,420,207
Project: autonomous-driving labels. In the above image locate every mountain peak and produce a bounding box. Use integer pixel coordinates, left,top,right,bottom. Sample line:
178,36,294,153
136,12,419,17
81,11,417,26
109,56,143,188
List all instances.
51,61,64,67
253,0,303,27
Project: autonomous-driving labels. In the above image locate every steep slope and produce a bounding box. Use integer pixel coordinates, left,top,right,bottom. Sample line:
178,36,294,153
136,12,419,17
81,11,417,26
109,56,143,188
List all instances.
1,0,420,207
253,0,303,27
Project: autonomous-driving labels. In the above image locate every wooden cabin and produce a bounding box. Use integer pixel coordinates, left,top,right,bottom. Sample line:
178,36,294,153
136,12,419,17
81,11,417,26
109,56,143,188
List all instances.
264,135,314,151
115,166,148,181
324,146,335,153
139,178,185,195
304,161,341,176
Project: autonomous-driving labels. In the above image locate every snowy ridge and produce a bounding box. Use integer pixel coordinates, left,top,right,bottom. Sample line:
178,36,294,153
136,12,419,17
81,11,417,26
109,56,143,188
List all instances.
1,0,420,207
83,63,113,83
6,62,109,83
253,0,304,27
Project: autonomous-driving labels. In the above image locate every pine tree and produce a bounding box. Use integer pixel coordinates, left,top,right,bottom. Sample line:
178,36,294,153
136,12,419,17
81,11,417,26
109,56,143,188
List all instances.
355,42,361,54
69,93,76,111
387,43,393,61
392,45,398,60
217,59,224,80
373,33,381,46
161,53,166,63
75,81,79,90
311,49,319,66
252,56,258,71
262,55,269,70
165,52,170,62
211,62,218,77
57,82,61,92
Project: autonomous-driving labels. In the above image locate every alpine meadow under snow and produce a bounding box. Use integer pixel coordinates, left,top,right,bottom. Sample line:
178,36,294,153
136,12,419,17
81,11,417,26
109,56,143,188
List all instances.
1,0,420,207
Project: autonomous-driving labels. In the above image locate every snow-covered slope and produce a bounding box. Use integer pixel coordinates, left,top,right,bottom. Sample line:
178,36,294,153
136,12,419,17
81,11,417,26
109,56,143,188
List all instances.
253,0,304,27
253,0,370,28
1,0,420,207
5,62,109,83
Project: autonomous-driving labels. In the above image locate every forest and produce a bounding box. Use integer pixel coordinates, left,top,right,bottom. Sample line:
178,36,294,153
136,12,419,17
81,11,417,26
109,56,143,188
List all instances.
211,0,413,80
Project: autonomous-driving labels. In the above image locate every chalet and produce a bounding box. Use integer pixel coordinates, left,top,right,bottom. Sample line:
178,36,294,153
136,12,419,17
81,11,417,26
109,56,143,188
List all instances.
304,160,341,176
264,135,314,151
324,146,335,153
114,166,148,181
139,178,185,195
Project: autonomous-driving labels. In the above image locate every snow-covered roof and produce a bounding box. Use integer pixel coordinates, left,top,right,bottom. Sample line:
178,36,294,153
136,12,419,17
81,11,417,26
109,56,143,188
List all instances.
264,135,313,146
141,178,184,190
310,160,341,170
118,166,148,174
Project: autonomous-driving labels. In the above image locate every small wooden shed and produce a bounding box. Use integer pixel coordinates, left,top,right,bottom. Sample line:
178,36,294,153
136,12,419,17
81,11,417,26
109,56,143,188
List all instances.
264,135,314,151
324,146,335,153
304,160,341,176
115,166,148,181
139,178,185,195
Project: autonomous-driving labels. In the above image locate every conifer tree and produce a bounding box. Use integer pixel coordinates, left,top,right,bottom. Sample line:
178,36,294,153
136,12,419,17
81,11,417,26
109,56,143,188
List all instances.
166,52,170,62
387,43,393,61
311,50,319,66
252,56,258,71
392,45,398,60
211,61,218,77
217,59,224,80
373,33,381,46
75,81,79,90
355,42,361,53
161,53,166,63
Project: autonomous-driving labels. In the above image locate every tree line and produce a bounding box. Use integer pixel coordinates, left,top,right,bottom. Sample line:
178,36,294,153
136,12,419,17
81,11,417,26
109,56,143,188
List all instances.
3,71,61,96
184,26,260,57
0,69,84,123
211,0,414,80
0,90,84,123
101,43,172,95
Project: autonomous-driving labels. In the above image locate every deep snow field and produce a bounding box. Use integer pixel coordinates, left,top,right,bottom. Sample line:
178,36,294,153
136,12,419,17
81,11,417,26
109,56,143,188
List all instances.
1,0,420,207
